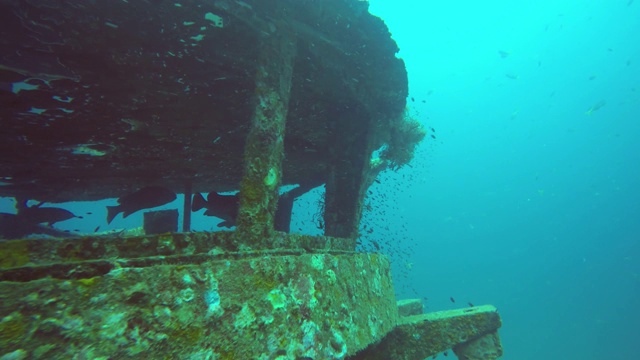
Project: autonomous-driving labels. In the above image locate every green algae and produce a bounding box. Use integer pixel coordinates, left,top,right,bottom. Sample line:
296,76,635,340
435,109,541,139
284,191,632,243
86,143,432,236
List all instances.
0,241,29,269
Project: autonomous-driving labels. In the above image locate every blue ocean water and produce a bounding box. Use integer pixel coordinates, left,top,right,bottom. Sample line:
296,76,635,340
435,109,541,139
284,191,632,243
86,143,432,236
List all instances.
367,0,640,358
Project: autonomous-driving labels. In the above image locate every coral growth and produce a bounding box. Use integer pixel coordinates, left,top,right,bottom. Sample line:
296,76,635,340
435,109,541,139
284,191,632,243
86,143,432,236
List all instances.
380,110,426,169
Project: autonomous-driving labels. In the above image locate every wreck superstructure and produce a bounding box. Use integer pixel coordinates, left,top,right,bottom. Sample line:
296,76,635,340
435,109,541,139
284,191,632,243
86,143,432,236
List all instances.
0,1,502,358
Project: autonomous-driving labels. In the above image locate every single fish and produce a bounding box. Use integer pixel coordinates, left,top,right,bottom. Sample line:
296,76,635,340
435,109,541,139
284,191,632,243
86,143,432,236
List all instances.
585,100,606,115
498,50,510,58
107,186,176,224
18,204,82,226
192,192,238,227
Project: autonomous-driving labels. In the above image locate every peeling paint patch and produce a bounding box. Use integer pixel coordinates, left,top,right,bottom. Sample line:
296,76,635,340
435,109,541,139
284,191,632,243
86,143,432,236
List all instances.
190,34,205,42
9,81,39,94
204,12,224,28
52,95,73,103
69,144,113,157
28,107,46,114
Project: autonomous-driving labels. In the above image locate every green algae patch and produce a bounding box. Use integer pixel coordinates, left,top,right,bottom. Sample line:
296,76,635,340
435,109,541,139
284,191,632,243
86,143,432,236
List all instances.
0,240,29,269
77,277,99,287
167,323,204,347
0,312,27,349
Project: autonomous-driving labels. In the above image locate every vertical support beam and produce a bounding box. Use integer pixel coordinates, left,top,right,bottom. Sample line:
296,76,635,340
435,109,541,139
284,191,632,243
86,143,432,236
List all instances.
235,22,296,247
323,108,375,247
182,181,192,232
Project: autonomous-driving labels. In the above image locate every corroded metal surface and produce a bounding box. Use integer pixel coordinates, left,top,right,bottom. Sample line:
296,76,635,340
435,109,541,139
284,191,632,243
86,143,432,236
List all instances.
397,298,424,317
235,5,296,244
350,305,503,360
454,331,504,360
0,252,398,359
0,232,355,281
0,0,409,202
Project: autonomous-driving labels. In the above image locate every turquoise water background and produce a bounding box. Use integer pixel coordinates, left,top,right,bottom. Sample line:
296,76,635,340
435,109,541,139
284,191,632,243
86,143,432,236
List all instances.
1,1,638,358
367,0,640,358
